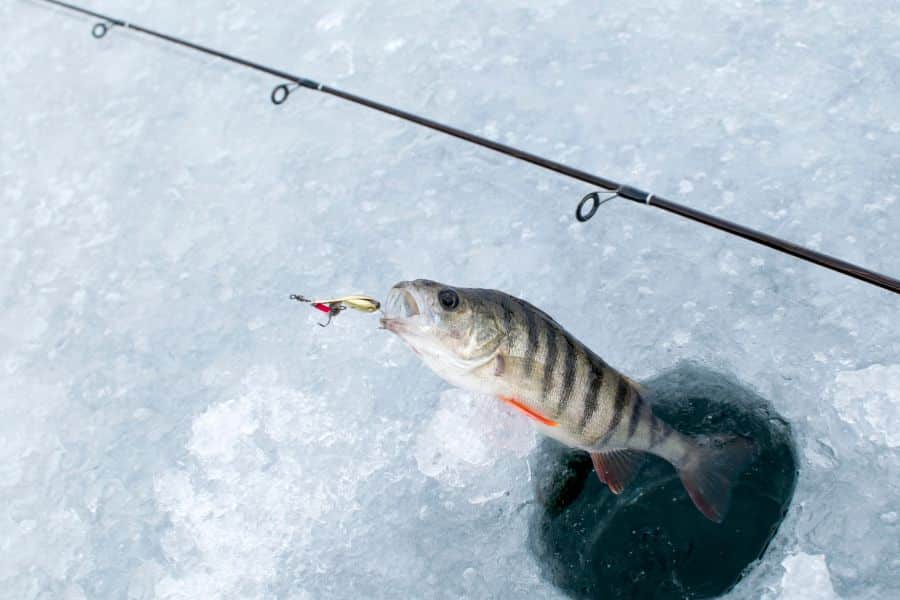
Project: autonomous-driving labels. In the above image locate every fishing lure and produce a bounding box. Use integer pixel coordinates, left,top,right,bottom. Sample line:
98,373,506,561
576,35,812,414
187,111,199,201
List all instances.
291,294,381,327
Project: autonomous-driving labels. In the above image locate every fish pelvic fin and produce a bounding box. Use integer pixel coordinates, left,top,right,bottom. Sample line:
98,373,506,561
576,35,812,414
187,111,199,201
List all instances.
500,396,558,427
590,449,645,494
678,434,757,523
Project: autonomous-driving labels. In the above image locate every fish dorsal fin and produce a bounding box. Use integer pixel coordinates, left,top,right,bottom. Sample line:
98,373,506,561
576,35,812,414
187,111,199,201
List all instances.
590,449,645,494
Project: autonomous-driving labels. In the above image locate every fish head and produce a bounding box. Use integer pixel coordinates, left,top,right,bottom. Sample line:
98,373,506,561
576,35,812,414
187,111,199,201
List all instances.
380,279,504,374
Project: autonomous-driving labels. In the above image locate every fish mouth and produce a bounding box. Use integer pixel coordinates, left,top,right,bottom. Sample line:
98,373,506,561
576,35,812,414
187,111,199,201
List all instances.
380,284,422,332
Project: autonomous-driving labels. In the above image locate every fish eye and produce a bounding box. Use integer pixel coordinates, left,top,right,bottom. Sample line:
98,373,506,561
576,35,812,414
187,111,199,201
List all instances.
438,289,460,310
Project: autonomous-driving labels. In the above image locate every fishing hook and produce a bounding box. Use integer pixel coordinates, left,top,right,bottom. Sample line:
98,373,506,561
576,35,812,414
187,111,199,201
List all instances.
575,190,618,222
316,306,344,327
290,294,343,327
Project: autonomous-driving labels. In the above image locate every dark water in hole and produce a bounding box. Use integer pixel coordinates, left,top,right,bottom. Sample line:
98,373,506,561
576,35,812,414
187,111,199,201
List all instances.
529,362,797,600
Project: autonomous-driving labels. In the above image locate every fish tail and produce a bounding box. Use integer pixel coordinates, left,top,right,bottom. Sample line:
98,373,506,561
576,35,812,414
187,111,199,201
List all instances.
677,434,757,523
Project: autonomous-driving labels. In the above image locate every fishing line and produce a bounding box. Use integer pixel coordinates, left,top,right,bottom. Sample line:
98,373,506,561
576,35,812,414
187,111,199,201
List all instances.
31,0,900,295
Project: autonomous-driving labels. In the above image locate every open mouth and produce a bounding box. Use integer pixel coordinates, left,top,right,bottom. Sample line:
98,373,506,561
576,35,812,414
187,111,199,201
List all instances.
380,285,421,332
382,286,419,319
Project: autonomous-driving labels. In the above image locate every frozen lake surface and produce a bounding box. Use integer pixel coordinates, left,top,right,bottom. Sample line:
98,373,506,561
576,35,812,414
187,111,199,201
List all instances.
2,1,898,598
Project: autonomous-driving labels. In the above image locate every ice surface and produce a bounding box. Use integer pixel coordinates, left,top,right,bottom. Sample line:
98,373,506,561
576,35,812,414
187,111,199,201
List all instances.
779,553,838,600
832,364,900,448
1,0,898,598
414,389,536,489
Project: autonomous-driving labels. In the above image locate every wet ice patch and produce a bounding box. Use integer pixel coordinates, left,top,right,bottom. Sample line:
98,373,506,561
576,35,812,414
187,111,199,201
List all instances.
315,11,345,32
832,364,900,448
153,367,398,599
0,379,92,597
384,39,406,53
779,553,838,600
187,395,259,465
415,389,536,490
329,41,356,78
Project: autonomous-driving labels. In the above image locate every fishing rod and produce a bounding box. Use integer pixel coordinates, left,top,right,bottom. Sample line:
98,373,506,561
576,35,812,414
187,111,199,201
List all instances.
33,0,900,296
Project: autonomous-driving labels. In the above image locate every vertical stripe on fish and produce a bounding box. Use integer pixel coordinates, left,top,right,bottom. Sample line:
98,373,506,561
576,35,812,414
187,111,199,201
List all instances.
500,296,514,356
593,376,630,447
516,298,540,376
578,362,605,430
626,392,644,440
557,335,578,413
541,320,559,411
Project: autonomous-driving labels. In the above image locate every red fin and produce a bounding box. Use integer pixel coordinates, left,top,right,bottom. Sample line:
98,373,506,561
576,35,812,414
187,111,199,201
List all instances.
500,396,558,427
590,449,645,494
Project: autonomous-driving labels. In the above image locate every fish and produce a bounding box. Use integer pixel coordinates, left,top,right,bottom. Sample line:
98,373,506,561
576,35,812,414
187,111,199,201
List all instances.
380,279,756,523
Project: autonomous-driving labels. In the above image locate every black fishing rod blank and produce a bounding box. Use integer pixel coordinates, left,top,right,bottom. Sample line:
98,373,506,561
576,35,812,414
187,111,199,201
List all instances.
32,0,900,296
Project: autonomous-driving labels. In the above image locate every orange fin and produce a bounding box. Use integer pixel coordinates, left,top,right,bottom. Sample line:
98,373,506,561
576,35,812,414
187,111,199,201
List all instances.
590,449,645,494
500,396,558,427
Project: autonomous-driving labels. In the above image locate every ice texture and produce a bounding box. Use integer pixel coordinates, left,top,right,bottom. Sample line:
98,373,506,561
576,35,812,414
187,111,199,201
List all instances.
779,553,839,600
1,0,898,598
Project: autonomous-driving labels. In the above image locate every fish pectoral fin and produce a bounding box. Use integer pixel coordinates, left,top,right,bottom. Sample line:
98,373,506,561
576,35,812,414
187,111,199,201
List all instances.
590,449,645,494
500,396,558,427
491,352,526,378
493,353,505,377
490,354,544,391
